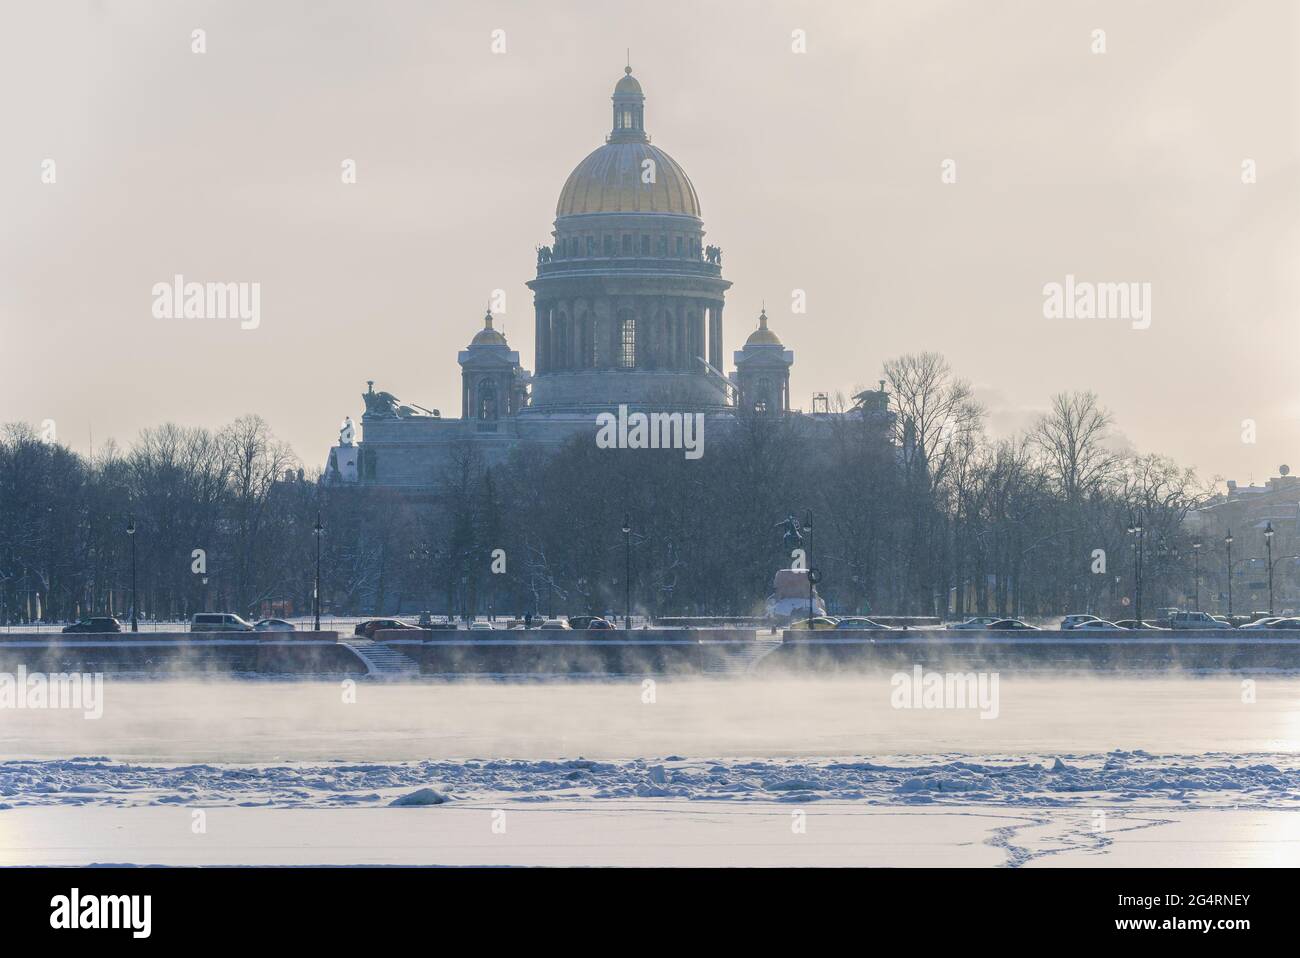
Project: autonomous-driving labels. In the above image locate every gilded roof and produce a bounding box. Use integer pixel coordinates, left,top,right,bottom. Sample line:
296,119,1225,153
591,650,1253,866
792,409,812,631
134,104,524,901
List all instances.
745,309,783,347
470,310,508,346
556,142,700,218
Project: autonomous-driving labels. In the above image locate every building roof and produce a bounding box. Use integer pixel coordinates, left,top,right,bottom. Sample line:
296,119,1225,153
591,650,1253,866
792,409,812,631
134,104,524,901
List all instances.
469,310,508,346
744,308,783,346
555,70,701,218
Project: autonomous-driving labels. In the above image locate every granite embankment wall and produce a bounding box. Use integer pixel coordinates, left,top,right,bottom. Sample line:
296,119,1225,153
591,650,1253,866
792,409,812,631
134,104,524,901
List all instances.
757,630,1300,672
0,632,361,675
377,628,759,675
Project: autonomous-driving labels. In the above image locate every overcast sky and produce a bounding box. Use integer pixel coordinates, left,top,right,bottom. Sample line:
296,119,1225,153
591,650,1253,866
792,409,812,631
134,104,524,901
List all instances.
2,0,1297,484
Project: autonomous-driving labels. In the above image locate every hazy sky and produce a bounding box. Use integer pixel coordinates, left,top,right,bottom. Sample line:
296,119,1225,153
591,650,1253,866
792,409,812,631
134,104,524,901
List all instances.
2,0,1297,483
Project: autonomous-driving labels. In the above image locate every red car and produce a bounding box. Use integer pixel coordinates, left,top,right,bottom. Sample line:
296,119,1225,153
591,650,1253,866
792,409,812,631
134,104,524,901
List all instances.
354,618,421,638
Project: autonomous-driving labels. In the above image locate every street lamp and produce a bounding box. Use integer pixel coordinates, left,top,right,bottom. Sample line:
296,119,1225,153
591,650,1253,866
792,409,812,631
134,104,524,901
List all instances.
1264,521,1275,615
621,514,632,630
1224,529,1234,616
313,511,324,631
1127,519,1144,626
1191,540,1202,612
126,516,138,633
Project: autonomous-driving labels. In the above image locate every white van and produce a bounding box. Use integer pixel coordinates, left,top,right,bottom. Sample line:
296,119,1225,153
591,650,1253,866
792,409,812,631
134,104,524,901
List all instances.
191,613,255,633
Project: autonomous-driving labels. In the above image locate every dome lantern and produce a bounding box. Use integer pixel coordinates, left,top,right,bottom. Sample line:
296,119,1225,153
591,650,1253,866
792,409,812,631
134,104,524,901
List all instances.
610,66,647,144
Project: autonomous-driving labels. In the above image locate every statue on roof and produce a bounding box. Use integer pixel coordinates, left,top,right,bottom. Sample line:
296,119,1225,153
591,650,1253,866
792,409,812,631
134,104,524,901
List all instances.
362,381,439,420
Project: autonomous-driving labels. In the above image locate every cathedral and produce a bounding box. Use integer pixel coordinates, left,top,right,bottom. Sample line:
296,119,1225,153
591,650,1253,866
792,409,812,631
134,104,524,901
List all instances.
326,68,889,488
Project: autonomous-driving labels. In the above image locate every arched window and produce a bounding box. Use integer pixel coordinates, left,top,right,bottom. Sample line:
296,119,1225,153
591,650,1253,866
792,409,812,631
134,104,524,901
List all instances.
478,380,498,420
619,313,636,368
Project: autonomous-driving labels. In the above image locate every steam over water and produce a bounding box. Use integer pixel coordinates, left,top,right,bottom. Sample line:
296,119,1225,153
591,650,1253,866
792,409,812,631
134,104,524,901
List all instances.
4,674,1298,764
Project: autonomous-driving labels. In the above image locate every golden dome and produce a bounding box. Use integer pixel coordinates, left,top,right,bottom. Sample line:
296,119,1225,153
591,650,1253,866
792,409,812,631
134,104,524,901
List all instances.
745,309,782,347
557,142,700,217
470,309,508,346
555,68,701,218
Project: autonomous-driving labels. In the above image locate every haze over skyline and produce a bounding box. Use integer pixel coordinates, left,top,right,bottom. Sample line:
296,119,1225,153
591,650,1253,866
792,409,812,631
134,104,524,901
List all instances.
2,0,1298,485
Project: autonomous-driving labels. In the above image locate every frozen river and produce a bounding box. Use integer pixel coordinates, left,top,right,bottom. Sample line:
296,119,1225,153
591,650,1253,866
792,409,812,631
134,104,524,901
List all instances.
2,674,1298,865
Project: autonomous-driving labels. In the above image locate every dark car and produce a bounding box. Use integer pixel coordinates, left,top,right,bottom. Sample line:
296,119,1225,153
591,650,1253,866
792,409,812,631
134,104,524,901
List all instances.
585,617,614,630
62,617,123,634
354,618,421,638
987,619,1040,630
568,615,599,631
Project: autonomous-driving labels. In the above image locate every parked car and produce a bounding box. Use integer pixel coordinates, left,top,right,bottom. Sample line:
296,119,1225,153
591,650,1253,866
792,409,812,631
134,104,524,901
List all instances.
468,621,495,631
567,615,598,630
987,619,1040,630
1114,620,1169,630
538,618,571,630
252,618,296,632
834,616,892,630
353,618,420,638
1059,614,1101,630
949,617,1002,630
1167,611,1230,630
1261,617,1300,630
1238,617,1282,629
786,616,840,631
191,613,255,632
585,618,615,630
1071,619,1123,630
62,617,122,634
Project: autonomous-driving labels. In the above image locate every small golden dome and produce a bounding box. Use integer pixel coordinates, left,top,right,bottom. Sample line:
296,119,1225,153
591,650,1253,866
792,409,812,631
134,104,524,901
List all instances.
745,309,782,347
614,67,643,96
471,309,508,346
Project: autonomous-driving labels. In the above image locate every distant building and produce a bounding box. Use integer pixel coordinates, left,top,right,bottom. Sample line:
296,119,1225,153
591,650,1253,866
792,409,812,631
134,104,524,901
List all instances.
325,67,892,489
1184,468,1300,613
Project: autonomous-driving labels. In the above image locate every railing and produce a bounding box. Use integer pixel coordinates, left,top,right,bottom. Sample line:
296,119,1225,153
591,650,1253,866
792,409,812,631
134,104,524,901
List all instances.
535,255,722,278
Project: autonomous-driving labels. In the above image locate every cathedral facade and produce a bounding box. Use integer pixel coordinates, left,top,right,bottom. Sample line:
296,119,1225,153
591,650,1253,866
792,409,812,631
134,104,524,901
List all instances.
326,68,883,489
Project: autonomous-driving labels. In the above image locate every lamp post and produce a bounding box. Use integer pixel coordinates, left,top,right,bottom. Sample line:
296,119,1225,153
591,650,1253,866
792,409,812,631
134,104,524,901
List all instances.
621,514,632,630
1191,540,1202,612
313,511,324,631
1264,521,1275,616
1224,529,1234,617
126,516,138,633
1127,518,1143,626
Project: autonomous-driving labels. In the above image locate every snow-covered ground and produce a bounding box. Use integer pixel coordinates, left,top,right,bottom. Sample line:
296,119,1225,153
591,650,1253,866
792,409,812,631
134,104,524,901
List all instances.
1,675,1297,865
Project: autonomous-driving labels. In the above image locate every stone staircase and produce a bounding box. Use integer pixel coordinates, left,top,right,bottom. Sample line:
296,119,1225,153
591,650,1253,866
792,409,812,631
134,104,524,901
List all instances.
339,639,421,678
704,637,784,675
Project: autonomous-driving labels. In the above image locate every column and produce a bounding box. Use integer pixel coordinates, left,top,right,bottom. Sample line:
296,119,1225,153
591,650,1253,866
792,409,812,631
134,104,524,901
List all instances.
708,302,723,371
534,303,546,373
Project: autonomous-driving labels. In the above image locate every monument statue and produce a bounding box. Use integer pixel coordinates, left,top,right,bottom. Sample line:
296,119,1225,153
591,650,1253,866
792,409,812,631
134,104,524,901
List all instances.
339,416,355,446
362,381,439,420
777,514,803,552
